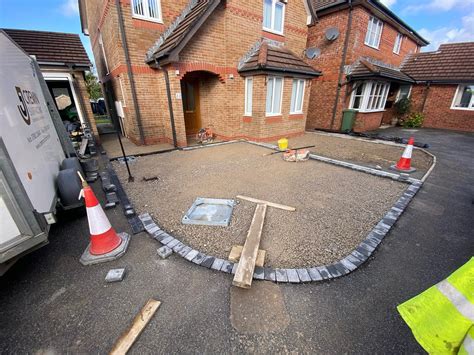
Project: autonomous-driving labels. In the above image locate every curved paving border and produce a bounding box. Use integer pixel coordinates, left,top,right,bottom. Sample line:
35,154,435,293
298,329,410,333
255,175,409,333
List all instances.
136,140,425,283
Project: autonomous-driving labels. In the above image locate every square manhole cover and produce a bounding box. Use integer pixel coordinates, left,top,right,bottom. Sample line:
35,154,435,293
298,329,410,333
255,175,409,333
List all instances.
182,198,235,227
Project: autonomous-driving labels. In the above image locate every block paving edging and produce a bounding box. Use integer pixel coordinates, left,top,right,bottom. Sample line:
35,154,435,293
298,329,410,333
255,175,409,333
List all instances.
136,140,424,284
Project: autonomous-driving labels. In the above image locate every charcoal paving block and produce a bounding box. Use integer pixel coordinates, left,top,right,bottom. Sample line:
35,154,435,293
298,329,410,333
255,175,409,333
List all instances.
211,258,225,271
105,268,126,282
166,239,180,249
275,269,288,283
351,250,367,262
161,236,174,245
356,246,371,257
192,252,206,265
264,268,276,281
128,216,145,234
157,246,172,259
253,266,265,280
286,269,300,283
334,262,349,275
172,242,185,253
340,258,357,272
177,246,192,258
231,263,238,274
326,264,342,278
184,249,199,262
296,268,311,283
201,256,215,269
316,266,331,280
220,260,234,273
307,267,322,281
346,254,364,267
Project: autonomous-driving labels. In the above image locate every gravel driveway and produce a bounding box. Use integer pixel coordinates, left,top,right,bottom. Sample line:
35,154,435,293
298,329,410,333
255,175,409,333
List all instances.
113,142,406,268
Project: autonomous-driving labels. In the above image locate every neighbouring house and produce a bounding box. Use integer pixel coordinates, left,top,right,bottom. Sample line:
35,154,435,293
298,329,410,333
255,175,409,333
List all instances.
399,43,474,132
79,0,320,146
2,29,98,138
304,0,429,132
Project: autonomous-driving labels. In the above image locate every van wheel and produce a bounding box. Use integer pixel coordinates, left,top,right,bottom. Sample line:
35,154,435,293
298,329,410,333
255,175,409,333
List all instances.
57,168,82,207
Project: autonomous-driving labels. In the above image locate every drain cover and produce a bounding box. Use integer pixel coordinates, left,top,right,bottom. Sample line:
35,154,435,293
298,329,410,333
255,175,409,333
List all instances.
182,198,235,226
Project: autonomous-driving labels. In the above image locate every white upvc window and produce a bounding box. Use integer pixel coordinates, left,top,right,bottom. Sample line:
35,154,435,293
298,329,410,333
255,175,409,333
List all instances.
98,32,109,75
396,84,412,102
451,84,474,110
290,79,305,114
266,76,283,116
132,0,162,23
393,33,403,54
244,77,253,116
263,0,285,35
350,81,390,112
365,16,383,49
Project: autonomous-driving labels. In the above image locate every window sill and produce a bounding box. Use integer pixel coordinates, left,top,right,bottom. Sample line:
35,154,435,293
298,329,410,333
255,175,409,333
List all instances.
355,109,386,114
132,15,163,24
364,43,380,50
450,107,474,111
262,29,285,41
265,115,283,123
289,113,304,119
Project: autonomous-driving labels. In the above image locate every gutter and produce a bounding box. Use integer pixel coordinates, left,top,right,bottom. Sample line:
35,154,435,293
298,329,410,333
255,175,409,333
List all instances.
116,0,145,145
330,0,353,130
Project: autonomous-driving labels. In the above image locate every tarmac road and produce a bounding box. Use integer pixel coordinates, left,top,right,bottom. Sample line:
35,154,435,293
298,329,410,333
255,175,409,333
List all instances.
0,128,472,353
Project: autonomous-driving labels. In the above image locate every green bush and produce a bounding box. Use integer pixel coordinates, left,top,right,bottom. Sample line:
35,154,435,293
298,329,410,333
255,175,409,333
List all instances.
394,97,411,115
403,112,424,128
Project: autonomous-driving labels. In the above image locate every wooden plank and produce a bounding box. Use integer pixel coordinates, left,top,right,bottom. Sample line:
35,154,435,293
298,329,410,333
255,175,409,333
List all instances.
232,204,267,289
110,299,161,355
228,245,266,267
236,195,296,212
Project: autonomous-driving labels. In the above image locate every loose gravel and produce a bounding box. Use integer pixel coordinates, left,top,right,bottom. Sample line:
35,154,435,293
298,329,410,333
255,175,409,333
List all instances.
279,133,433,178
113,142,406,268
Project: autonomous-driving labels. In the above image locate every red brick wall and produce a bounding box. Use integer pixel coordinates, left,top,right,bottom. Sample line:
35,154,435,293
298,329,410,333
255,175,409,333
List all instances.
306,4,420,131
411,84,474,132
353,111,384,132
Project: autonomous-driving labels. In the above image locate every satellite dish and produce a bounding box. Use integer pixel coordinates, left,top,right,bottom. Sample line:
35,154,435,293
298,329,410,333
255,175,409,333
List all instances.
325,27,340,41
305,47,321,60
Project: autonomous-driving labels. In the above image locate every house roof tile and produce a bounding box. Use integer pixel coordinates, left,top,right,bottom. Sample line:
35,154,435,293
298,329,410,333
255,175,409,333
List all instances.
348,58,414,83
238,42,321,77
401,42,474,83
146,0,220,64
2,28,91,67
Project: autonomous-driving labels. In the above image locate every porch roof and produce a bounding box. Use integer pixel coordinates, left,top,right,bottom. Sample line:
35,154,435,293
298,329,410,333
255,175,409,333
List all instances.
2,28,91,69
347,58,414,83
146,0,221,65
238,42,321,78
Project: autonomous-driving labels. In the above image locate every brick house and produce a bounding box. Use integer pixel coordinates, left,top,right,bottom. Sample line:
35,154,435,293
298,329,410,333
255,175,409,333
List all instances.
2,29,98,138
79,0,320,147
305,0,429,132
399,43,474,132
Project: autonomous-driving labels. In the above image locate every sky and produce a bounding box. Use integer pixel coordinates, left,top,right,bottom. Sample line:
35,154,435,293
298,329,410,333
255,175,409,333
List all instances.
0,0,473,71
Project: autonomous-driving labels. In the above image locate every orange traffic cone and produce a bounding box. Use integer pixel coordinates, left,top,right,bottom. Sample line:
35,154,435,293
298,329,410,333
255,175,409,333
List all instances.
82,185,122,254
391,137,416,173
78,173,130,265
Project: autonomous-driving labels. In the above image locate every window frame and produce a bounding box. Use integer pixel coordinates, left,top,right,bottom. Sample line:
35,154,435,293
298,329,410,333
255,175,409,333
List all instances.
395,84,412,102
131,0,163,23
451,84,474,111
290,79,305,114
266,76,284,116
364,16,383,49
262,0,286,35
393,33,403,54
349,81,390,113
244,77,253,116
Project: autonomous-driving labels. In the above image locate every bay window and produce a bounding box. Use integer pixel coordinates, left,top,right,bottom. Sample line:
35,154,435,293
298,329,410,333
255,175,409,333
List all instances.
266,76,283,116
263,0,285,34
132,0,162,22
290,79,305,113
350,81,390,112
451,84,474,110
365,16,383,49
244,77,253,116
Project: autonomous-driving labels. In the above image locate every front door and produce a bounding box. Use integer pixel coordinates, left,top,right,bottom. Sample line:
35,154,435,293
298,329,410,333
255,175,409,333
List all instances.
181,79,201,135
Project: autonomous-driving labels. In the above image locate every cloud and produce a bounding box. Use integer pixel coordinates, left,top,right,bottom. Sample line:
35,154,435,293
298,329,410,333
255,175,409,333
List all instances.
418,12,474,51
60,0,79,17
403,0,471,14
379,0,397,8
